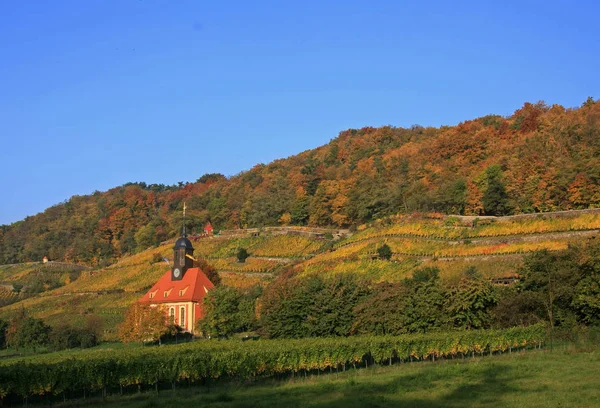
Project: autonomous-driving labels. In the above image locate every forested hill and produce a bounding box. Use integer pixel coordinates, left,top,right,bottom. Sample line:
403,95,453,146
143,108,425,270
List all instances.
2,99,599,266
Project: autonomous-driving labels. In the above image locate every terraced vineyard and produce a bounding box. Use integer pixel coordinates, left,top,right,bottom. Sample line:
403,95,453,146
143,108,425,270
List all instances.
0,231,333,339
0,287,17,303
297,210,600,282
339,210,600,246
1,210,598,338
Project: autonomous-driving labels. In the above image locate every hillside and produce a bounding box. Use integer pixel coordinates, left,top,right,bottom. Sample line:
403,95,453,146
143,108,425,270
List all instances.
1,209,598,339
1,99,600,266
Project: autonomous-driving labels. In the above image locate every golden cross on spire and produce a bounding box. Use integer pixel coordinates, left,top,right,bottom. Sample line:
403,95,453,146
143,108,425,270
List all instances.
183,202,187,217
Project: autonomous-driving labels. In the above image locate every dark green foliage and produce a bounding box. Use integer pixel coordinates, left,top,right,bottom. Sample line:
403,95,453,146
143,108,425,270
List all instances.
259,275,312,338
483,166,510,216
377,244,392,260
447,269,498,329
492,288,544,328
436,179,467,214
304,275,369,337
8,316,51,351
346,176,396,222
236,248,250,263
410,267,440,283
49,324,98,350
352,282,408,335
400,268,446,333
290,196,311,225
572,273,600,325
519,249,580,328
491,241,600,329
199,286,258,337
260,274,368,338
0,319,7,348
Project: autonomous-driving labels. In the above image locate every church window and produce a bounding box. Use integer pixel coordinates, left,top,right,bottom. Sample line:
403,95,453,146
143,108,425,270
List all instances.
180,307,186,328
169,307,175,323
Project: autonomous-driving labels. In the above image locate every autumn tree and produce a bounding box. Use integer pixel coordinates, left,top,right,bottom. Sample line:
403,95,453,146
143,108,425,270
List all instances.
195,257,221,286
118,303,169,344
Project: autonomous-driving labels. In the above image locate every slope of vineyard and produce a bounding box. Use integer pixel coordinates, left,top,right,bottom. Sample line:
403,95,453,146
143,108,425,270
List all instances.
0,232,334,339
296,210,600,282
0,210,597,338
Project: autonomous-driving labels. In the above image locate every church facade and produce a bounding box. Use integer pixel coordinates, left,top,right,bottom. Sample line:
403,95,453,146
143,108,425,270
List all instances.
138,233,214,334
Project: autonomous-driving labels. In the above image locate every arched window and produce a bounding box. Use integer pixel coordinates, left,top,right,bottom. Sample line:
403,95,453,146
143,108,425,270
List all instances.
180,306,186,329
169,307,175,324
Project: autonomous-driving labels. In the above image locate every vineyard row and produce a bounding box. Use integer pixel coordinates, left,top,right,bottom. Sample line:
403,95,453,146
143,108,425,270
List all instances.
0,325,545,401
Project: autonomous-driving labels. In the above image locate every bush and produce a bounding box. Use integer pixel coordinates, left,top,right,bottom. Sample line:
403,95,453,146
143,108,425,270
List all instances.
237,248,250,263
377,244,392,260
50,325,99,351
150,253,164,265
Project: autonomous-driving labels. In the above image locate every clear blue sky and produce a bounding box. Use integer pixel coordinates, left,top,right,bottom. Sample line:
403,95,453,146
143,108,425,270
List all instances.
0,0,598,225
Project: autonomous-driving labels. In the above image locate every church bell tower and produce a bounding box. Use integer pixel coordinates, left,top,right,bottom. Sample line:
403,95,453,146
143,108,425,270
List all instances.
172,202,194,281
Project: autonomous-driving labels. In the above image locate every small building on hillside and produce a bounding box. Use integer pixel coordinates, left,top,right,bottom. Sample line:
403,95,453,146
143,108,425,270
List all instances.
42,256,49,264
138,234,214,334
204,222,214,235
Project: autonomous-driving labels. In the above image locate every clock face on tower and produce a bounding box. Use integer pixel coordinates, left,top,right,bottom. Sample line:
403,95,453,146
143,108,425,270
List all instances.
173,268,181,279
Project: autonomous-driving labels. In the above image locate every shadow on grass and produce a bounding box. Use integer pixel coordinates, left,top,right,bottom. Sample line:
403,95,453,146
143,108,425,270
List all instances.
310,363,528,408
121,361,536,408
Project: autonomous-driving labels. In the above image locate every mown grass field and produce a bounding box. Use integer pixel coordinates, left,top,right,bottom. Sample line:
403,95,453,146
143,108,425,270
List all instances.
61,345,599,408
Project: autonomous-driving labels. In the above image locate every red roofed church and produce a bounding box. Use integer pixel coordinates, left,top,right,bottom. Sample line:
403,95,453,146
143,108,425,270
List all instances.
139,232,214,334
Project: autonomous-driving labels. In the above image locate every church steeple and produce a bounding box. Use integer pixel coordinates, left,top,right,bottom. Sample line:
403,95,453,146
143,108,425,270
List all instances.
172,202,194,281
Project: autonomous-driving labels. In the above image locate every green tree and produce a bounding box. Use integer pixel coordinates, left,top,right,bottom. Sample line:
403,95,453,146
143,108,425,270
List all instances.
491,287,544,328
352,282,408,335
0,319,8,348
447,268,497,329
290,196,311,225
260,274,315,338
10,317,51,351
482,165,510,215
134,223,156,251
304,275,369,337
571,241,600,325
49,324,99,350
377,244,392,260
400,268,447,333
199,286,256,337
236,247,250,263
519,250,580,335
